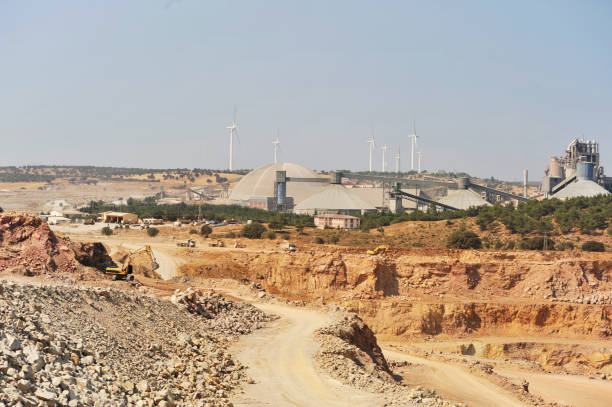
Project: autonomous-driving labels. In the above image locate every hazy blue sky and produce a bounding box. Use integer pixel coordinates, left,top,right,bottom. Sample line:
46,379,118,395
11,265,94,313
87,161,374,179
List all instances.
1,1,611,180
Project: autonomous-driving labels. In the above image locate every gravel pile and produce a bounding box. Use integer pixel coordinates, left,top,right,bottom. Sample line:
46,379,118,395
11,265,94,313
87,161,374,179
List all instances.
315,314,465,407
170,287,278,336
0,280,266,406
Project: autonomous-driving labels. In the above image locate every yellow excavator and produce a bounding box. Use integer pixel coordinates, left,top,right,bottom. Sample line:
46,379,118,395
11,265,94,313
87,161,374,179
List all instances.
104,245,159,281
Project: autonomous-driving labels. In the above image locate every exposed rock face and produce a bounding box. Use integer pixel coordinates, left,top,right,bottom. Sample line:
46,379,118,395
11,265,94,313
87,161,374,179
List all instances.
346,300,612,339
179,248,612,338
0,214,114,276
0,280,269,406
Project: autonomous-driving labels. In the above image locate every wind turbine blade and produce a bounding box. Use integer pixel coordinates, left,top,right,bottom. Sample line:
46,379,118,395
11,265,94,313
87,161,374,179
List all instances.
235,129,241,144
233,106,237,125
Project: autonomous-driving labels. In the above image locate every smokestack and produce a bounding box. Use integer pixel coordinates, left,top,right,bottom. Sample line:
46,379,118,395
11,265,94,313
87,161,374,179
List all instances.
523,169,528,198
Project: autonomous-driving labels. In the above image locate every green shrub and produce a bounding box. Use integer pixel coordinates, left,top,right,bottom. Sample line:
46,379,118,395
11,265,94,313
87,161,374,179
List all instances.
241,222,266,239
147,227,159,237
200,225,212,237
581,240,605,252
314,237,324,244
263,231,277,239
447,230,482,249
608,224,612,236
518,237,554,250
101,226,113,236
189,229,198,234
328,234,340,244
556,241,575,251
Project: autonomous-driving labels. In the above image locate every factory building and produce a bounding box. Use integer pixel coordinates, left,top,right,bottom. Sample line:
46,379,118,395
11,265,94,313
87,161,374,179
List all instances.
229,162,327,208
293,183,377,216
543,139,612,197
551,162,609,200
437,188,491,210
314,214,360,230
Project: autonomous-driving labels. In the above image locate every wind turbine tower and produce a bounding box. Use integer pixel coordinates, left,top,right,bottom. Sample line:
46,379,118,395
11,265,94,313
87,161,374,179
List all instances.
381,145,388,172
272,134,281,165
226,108,238,171
417,151,422,174
408,121,418,171
366,136,376,172
395,147,401,173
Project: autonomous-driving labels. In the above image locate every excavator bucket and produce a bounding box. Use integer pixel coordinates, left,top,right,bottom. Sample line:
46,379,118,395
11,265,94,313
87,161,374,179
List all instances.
151,261,160,271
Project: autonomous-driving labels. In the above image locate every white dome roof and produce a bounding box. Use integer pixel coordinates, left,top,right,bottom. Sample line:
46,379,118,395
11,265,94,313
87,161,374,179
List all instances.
229,162,327,203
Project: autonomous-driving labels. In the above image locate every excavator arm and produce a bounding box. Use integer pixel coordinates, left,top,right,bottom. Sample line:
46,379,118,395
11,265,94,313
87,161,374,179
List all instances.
104,245,159,280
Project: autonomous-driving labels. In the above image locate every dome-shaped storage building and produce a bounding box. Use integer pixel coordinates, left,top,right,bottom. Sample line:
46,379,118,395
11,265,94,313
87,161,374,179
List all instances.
293,184,377,216
229,162,327,207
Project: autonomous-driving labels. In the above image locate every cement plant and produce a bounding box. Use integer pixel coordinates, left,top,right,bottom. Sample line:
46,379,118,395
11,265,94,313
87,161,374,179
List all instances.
2,3,611,407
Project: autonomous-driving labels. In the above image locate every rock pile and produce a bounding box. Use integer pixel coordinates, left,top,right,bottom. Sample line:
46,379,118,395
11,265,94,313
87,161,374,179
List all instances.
315,314,464,407
0,280,263,406
170,288,277,336
0,214,113,278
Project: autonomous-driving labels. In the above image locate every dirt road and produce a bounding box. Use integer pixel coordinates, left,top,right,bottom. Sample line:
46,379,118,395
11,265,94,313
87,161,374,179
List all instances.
231,303,387,407
495,367,612,407
383,349,526,407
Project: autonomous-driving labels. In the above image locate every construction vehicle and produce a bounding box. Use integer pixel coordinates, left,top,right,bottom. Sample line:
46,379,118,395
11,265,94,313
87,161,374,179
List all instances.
367,246,388,255
104,245,159,281
208,239,225,248
233,241,246,248
83,218,95,225
177,239,196,247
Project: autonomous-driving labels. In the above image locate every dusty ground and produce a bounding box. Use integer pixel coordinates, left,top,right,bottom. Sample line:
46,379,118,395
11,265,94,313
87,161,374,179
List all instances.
19,219,611,407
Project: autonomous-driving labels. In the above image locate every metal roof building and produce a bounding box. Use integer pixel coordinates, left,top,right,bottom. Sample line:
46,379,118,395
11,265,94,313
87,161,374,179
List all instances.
229,162,327,205
437,189,491,210
551,179,610,200
293,184,377,216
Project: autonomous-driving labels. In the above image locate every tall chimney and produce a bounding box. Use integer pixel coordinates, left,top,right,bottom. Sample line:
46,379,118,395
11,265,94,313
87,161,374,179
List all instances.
523,169,528,198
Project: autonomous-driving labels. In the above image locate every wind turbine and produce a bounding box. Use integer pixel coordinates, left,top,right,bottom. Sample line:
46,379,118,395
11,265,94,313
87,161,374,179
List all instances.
408,121,418,171
226,107,239,171
272,130,281,165
366,133,376,172
395,147,401,173
381,145,388,172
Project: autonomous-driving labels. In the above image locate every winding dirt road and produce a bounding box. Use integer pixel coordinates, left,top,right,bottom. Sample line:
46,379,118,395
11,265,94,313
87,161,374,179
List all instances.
383,350,526,407
231,303,387,407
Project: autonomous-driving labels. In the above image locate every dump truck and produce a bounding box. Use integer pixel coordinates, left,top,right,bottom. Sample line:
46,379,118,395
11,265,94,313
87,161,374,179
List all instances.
176,239,196,247
104,245,159,281
367,246,388,255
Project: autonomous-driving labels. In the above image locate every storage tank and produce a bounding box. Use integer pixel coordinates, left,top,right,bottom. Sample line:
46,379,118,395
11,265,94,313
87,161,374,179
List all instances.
549,157,564,178
576,162,595,180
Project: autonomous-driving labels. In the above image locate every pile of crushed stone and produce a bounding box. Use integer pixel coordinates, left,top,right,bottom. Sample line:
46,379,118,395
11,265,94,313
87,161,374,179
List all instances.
0,214,114,277
0,281,273,406
170,287,278,336
315,314,465,407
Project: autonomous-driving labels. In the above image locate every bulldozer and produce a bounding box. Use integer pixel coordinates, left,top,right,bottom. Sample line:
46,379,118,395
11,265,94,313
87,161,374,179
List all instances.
104,245,159,281
367,245,388,256
208,239,225,248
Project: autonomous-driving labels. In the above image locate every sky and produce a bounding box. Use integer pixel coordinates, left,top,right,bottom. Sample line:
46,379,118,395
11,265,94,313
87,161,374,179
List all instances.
1,0,611,181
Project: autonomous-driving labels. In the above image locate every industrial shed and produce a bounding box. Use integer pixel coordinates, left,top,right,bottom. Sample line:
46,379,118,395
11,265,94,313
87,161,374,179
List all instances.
229,162,327,205
102,212,139,224
293,184,377,216
437,189,491,210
